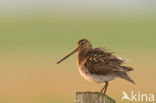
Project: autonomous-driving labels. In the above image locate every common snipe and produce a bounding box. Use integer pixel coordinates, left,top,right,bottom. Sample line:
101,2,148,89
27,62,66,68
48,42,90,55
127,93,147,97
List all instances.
57,39,135,95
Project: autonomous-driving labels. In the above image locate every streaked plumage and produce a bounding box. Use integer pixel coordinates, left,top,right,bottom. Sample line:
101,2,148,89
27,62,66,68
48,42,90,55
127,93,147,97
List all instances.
57,39,135,95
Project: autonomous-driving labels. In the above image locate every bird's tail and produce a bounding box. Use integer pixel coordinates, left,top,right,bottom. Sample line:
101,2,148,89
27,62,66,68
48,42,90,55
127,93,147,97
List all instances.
116,71,135,84
119,66,133,72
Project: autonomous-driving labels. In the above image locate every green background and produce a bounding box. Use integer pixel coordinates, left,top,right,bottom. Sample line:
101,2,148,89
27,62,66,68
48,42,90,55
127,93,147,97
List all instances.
0,1,156,103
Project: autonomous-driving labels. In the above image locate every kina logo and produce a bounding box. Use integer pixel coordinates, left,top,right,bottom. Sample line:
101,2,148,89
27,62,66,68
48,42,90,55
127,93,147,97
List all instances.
121,91,155,102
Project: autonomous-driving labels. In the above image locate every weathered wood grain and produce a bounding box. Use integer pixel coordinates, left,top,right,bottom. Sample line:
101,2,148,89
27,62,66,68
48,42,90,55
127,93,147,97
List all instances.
76,92,116,103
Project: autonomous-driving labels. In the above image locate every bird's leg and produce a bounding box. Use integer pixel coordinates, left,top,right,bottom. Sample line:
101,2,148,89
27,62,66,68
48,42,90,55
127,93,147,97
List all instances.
103,81,108,95
98,82,108,103
98,83,106,103
100,82,106,94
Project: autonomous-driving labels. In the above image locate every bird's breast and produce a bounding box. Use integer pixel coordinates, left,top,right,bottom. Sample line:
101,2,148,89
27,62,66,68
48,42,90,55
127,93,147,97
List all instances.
78,66,96,83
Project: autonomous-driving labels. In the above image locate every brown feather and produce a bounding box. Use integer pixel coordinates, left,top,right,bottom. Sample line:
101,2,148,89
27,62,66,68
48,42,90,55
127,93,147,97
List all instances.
76,39,135,84
83,47,127,75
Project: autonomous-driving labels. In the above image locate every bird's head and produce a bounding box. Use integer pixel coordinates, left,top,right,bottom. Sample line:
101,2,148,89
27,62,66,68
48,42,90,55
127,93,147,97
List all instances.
56,39,92,64
77,39,92,51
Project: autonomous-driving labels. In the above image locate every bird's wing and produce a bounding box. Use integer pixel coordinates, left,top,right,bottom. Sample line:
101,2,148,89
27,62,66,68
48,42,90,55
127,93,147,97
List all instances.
84,48,131,75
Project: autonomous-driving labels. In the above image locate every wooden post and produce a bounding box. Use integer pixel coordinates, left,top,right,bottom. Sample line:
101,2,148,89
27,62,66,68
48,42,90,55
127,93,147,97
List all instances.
76,92,116,103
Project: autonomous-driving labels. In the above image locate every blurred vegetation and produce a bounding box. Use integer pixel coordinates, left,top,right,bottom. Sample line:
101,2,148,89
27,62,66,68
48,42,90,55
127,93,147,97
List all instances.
0,13,156,103
0,14,156,52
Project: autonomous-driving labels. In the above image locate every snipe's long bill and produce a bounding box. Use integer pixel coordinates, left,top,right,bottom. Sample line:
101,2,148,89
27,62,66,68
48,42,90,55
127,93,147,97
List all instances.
57,39,135,95
57,47,78,64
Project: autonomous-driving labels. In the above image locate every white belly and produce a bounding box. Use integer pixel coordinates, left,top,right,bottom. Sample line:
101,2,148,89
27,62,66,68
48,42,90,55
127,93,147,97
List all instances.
78,67,116,83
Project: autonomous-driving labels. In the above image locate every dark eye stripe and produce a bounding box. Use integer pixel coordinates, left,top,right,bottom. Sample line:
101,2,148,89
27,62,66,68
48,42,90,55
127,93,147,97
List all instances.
81,41,87,45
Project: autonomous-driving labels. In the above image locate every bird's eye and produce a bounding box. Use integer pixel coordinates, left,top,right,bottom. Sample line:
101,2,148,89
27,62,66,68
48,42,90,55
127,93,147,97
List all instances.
81,43,85,45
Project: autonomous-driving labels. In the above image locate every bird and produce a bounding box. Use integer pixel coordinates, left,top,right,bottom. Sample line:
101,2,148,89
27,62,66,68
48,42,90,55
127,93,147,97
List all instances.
57,39,135,95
